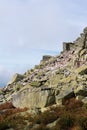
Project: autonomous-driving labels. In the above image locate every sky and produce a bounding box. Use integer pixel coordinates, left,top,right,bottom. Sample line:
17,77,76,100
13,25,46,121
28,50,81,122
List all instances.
0,0,87,87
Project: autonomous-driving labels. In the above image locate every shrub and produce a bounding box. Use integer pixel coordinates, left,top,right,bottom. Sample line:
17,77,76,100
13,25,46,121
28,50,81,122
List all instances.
64,98,83,110
79,117,87,130
0,102,14,110
0,99,87,130
69,126,82,130
0,120,10,130
56,114,74,129
33,109,58,125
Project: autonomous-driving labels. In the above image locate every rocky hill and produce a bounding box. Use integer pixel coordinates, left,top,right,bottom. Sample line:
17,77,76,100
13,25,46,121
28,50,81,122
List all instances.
0,27,87,130
1,27,87,110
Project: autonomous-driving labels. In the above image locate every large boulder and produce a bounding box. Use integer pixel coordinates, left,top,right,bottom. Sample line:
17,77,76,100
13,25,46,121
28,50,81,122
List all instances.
7,73,24,85
74,85,87,104
55,87,75,105
12,87,55,109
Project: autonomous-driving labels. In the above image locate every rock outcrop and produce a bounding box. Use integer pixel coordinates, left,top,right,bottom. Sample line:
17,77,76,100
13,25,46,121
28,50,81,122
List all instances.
7,73,24,85
1,27,87,109
63,27,87,51
41,55,53,62
12,87,55,109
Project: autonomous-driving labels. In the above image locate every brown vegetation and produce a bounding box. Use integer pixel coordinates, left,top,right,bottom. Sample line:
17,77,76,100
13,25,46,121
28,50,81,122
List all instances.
0,102,28,130
0,99,87,130
31,98,87,130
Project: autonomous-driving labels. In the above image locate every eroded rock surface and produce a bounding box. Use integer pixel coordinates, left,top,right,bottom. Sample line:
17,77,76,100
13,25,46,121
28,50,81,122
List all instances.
12,87,55,109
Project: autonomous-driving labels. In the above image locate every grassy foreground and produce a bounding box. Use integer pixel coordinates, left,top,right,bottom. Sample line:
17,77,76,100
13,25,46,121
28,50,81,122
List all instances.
0,98,87,130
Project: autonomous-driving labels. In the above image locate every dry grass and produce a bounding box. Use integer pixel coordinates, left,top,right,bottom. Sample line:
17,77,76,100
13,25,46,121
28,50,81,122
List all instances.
31,98,87,130
0,99,87,130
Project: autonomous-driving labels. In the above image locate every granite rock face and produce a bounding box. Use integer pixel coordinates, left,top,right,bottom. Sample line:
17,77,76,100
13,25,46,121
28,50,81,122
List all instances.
1,27,87,109
12,87,55,109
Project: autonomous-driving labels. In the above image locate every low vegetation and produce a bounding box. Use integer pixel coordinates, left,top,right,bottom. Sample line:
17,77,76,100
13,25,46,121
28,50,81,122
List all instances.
0,102,28,130
0,98,87,130
31,98,87,130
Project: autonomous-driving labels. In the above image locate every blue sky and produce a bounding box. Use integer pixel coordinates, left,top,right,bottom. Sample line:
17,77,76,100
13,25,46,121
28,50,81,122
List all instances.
0,0,87,87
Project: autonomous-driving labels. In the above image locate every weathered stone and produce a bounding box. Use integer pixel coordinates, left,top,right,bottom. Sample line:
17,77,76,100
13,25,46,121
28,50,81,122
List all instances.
76,65,87,75
74,85,87,97
0,94,5,104
75,33,85,48
12,87,55,109
63,42,74,51
79,49,87,56
47,119,59,128
76,96,84,100
8,73,24,85
82,97,87,104
83,27,87,34
0,94,4,99
56,87,75,105
41,55,53,62
30,81,41,87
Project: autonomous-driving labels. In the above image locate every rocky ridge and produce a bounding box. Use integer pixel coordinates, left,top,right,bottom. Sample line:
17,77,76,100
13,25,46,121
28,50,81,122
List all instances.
1,27,87,110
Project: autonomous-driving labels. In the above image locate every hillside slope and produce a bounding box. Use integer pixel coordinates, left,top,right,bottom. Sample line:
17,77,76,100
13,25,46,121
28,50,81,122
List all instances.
0,27,87,109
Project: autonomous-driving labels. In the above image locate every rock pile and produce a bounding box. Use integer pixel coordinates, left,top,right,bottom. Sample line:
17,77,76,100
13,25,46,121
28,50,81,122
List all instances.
1,27,87,109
